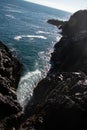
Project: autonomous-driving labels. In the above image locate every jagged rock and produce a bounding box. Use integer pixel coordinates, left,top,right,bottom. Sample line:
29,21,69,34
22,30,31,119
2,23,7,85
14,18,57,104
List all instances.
0,41,23,129
21,72,87,130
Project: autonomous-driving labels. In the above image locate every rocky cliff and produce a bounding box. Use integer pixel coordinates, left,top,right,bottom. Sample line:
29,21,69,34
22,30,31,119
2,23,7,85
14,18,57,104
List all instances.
1,10,87,130
0,41,23,129
20,10,87,130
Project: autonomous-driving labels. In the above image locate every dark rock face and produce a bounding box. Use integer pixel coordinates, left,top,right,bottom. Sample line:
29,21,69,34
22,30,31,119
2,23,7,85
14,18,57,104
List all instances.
62,10,87,36
50,32,87,74
48,10,87,37
49,10,87,75
47,19,65,28
21,10,87,130
22,72,87,130
0,41,23,129
0,41,22,89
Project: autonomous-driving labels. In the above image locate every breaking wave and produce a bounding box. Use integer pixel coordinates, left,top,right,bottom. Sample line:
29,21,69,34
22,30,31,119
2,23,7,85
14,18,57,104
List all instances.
14,35,47,41
16,35,58,108
17,69,42,107
36,30,50,34
17,41,54,108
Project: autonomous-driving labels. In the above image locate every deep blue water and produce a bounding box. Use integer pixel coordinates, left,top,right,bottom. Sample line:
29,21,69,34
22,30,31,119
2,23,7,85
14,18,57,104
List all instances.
0,0,71,107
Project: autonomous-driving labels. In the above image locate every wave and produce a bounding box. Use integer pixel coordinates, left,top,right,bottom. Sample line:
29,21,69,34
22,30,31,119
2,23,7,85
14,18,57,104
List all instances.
56,34,62,41
14,35,47,41
17,69,42,107
36,30,50,34
38,46,54,76
14,36,22,41
17,34,61,108
8,9,22,13
7,4,21,9
17,40,56,108
17,48,53,108
4,6,22,13
5,14,15,19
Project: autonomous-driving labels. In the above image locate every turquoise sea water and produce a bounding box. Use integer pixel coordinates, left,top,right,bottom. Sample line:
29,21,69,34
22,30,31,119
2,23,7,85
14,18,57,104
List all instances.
0,0,71,107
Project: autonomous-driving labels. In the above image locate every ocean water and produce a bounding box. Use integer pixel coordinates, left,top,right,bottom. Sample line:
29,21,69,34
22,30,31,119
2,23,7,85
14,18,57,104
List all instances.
0,0,71,107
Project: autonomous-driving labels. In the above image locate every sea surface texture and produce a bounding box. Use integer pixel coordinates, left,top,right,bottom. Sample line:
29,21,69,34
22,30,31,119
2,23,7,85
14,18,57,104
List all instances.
0,0,71,107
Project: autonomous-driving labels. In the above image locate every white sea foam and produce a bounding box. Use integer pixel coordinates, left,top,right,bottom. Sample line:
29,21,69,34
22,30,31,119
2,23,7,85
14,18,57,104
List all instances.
17,69,42,107
14,35,47,41
38,42,54,77
14,36,22,41
5,14,15,19
56,34,62,41
17,34,61,108
17,47,53,108
36,30,50,34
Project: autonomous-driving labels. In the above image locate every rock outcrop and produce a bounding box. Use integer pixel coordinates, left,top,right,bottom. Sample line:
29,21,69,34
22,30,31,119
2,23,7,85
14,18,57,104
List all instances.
47,19,65,28
62,10,87,36
48,10,87,36
20,10,87,130
0,41,23,129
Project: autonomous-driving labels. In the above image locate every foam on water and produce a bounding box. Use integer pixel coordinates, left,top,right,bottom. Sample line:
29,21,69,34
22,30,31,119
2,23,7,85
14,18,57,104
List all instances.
14,35,47,41
14,36,22,41
17,48,52,107
36,30,50,34
17,37,58,108
56,34,62,41
17,69,42,107
5,14,15,19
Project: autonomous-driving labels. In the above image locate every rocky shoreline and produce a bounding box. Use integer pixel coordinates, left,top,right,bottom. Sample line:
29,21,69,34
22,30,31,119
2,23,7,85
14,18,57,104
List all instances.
1,10,87,130
21,10,87,130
